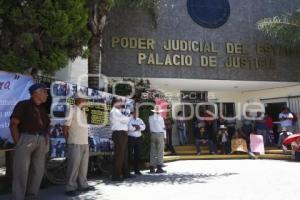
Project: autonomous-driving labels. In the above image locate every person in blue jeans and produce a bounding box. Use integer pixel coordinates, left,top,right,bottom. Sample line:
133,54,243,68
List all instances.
177,111,188,145
195,127,216,155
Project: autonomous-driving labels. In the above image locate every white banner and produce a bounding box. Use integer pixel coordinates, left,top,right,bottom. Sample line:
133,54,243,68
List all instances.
0,71,33,146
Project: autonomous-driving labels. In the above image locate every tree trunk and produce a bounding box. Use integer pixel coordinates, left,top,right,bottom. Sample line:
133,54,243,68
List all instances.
88,35,101,89
87,0,107,90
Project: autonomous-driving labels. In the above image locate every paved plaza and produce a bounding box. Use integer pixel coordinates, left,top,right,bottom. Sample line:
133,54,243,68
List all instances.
1,159,299,200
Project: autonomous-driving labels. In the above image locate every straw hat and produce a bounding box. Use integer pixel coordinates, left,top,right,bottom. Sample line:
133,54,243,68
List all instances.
74,92,88,100
219,125,227,129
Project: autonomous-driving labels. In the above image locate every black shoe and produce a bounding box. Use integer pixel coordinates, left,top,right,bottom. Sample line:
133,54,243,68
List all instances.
149,166,156,173
135,171,143,175
124,173,136,179
156,166,167,174
80,186,95,192
65,190,79,197
111,177,124,182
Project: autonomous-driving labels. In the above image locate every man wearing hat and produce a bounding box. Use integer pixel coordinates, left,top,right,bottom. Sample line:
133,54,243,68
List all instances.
217,125,230,154
10,83,50,200
63,92,94,196
149,105,167,173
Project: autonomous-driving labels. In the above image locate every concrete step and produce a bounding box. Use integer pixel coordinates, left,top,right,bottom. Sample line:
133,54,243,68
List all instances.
163,154,291,162
166,149,291,156
174,145,280,151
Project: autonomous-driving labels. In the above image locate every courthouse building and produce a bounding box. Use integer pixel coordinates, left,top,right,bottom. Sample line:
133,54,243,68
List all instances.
55,0,300,142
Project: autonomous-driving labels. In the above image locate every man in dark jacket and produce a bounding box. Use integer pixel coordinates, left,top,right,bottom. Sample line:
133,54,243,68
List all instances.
195,127,216,155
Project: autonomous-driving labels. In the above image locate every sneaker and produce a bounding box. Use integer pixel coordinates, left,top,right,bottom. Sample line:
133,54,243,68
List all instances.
156,165,167,173
65,190,79,197
149,166,156,173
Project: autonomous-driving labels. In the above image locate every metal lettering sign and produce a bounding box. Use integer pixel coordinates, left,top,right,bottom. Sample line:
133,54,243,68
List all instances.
187,0,230,28
181,91,208,102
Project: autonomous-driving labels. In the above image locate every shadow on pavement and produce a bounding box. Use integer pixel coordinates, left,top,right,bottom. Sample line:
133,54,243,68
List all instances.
100,172,239,186
0,172,238,200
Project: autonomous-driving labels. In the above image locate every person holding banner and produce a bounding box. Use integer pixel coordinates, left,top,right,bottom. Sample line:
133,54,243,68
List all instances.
110,98,133,181
10,83,50,200
63,92,95,196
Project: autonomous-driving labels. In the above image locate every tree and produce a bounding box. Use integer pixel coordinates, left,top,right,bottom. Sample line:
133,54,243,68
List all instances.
257,9,300,45
0,0,91,74
87,0,159,89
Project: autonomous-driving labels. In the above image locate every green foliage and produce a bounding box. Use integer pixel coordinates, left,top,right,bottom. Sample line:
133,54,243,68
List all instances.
0,0,91,74
257,9,300,45
108,0,158,9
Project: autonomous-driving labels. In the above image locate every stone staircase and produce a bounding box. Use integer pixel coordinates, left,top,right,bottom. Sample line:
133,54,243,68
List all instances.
163,145,292,162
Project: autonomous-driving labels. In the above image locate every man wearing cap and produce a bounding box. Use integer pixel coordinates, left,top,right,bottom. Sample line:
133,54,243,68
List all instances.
149,105,167,173
63,93,94,196
10,83,50,200
110,98,133,181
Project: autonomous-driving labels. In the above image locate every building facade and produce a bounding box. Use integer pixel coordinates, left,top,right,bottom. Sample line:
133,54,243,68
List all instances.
53,0,300,145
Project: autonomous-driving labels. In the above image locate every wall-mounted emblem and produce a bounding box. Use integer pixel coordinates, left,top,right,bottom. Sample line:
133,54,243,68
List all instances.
187,0,230,28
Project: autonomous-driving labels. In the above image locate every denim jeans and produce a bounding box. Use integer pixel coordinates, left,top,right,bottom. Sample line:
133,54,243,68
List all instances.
195,139,216,154
178,128,188,145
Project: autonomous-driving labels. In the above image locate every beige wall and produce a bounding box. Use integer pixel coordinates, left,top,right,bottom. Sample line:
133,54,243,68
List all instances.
241,85,300,103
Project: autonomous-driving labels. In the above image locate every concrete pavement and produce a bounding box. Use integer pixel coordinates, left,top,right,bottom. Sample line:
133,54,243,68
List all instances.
0,160,299,200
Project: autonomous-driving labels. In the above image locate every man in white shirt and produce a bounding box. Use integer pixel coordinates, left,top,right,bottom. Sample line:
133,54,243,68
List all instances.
128,110,146,175
63,92,94,197
279,107,294,130
110,98,133,181
149,105,167,173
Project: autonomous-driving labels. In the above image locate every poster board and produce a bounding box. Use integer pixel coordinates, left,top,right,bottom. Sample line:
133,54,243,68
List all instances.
49,80,134,158
250,134,265,154
231,138,248,153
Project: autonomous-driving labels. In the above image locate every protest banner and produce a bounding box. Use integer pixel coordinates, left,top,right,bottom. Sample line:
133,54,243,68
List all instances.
0,71,33,149
250,134,265,154
49,80,134,158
